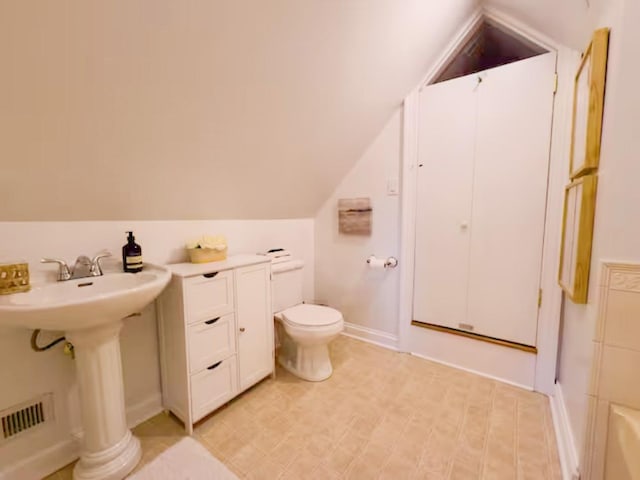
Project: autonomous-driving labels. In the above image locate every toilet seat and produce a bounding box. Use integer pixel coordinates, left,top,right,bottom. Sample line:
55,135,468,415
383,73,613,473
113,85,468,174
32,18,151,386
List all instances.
281,304,342,327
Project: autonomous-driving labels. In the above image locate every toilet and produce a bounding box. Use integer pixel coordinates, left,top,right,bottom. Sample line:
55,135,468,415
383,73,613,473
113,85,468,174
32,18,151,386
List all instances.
272,258,344,381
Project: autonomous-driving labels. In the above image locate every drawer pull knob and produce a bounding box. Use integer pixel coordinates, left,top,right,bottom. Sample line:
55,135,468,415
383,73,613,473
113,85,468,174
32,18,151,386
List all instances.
207,361,223,370
239,327,246,332
203,272,219,279
205,317,221,325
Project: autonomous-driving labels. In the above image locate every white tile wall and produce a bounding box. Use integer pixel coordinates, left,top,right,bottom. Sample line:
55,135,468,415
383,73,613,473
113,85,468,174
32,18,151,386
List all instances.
597,345,640,405
582,263,640,480
603,290,640,351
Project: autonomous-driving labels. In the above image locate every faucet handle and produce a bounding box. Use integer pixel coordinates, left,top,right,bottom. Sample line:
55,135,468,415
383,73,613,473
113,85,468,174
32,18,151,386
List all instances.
90,251,112,276
41,258,72,281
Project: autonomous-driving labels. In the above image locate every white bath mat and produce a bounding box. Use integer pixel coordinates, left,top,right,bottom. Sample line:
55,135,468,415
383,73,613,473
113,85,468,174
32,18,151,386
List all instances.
128,437,238,480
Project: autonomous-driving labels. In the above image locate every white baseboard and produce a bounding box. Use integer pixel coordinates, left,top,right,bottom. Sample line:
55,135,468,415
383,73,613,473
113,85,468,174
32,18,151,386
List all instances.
1,393,164,480
549,382,580,480
0,437,79,480
126,392,164,428
341,322,399,351
410,351,534,392
405,325,536,389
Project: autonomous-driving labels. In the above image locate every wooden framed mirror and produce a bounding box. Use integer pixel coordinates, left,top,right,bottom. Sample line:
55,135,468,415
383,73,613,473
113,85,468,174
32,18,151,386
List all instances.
559,174,598,303
569,28,610,179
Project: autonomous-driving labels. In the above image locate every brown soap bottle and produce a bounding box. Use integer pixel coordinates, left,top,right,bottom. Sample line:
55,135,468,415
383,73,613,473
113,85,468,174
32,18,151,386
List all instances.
122,231,143,273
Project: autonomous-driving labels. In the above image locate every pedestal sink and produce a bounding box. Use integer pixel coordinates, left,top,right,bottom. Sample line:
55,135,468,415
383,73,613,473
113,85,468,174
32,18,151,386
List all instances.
0,265,171,480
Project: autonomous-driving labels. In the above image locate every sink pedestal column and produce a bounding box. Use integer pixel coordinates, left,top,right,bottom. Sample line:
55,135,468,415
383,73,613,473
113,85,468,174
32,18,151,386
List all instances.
66,320,141,480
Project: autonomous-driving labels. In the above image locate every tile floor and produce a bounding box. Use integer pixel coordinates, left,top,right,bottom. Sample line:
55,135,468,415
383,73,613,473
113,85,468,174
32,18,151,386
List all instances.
46,336,562,479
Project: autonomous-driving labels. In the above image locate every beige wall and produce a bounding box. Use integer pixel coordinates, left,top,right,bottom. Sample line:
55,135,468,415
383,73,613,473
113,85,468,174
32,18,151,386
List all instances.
555,0,640,471
0,0,477,221
493,0,640,469
315,110,401,342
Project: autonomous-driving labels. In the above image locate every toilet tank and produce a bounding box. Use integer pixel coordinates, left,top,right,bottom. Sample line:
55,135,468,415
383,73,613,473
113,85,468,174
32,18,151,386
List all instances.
271,260,304,313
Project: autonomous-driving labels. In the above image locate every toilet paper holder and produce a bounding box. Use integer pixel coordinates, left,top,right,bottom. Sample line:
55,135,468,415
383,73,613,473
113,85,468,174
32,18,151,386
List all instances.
366,255,398,269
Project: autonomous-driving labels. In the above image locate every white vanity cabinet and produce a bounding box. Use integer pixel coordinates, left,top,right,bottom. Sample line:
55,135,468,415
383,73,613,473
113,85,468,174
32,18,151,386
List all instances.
158,255,273,433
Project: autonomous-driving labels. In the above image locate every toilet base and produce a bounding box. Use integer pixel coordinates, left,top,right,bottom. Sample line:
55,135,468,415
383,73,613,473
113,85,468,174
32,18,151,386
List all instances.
277,343,333,382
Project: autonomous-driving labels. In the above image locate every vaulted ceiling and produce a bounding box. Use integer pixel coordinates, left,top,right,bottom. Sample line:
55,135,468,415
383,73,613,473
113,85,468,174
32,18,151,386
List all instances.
2,0,610,221
0,0,477,220
485,0,617,50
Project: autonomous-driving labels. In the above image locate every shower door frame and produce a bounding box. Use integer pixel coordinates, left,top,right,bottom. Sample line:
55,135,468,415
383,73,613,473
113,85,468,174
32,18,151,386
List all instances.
397,6,574,396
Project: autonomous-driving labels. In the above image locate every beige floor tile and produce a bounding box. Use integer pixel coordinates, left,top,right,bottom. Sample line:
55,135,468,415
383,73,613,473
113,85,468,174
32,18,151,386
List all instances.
453,442,483,473
43,336,562,480
482,462,517,479
395,438,426,466
413,470,448,480
196,434,225,461
358,440,393,470
517,460,552,479
245,457,287,480
345,455,383,479
280,450,323,479
305,430,336,457
209,432,249,461
310,462,345,480
227,443,266,475
52,466,74,480
325,445,360,474
450,460,481,480
198,418,234,444
250,428,287,455
267,437,302,468
379,451,418,479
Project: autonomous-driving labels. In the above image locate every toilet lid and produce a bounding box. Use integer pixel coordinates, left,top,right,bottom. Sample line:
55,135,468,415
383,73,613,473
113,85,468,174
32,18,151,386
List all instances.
281,304,343,327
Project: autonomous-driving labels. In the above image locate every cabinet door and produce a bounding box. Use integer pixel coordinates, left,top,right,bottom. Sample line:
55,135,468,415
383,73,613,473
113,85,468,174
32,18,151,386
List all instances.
235,264,273,391
467,52,556,346
413,74,478,328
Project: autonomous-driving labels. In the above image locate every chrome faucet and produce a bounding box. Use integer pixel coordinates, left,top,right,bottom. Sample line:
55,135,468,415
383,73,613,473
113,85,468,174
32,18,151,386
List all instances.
42,251,112,281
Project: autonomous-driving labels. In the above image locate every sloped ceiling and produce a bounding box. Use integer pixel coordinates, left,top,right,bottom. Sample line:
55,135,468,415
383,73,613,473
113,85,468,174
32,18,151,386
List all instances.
0,0,477,220
485,0,615,51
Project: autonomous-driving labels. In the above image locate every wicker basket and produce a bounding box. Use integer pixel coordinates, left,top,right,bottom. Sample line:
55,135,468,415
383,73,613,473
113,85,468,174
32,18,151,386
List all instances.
187,247,228,264
0,262,30,295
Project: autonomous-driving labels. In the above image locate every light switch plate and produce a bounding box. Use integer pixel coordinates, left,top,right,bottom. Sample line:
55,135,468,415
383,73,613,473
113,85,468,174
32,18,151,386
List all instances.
387,178,399,196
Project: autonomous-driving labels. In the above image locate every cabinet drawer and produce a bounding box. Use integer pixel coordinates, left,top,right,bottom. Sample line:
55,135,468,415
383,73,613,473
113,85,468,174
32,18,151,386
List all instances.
184,271,234,323
190,356,237,422
188,313,236,374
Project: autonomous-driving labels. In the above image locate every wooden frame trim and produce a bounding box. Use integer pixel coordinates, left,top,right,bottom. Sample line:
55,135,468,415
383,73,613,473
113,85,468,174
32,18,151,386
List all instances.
569,28,610,179
558,174,598,304
418,7,484,90
411,320,537,354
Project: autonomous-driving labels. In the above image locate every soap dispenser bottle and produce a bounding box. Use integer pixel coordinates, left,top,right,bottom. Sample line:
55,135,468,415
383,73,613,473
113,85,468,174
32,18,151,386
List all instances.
122,231,143,273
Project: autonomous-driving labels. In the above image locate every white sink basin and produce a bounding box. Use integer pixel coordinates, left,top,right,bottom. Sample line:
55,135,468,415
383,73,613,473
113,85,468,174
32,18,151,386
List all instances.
0,265,171,331
0,264,171,480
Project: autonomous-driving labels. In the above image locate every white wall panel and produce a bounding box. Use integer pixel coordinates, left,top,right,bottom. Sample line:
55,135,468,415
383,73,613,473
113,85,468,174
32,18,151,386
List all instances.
315,112,401,338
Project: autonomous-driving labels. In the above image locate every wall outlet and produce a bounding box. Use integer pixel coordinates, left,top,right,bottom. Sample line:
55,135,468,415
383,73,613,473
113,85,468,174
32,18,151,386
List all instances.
387,178,399,196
